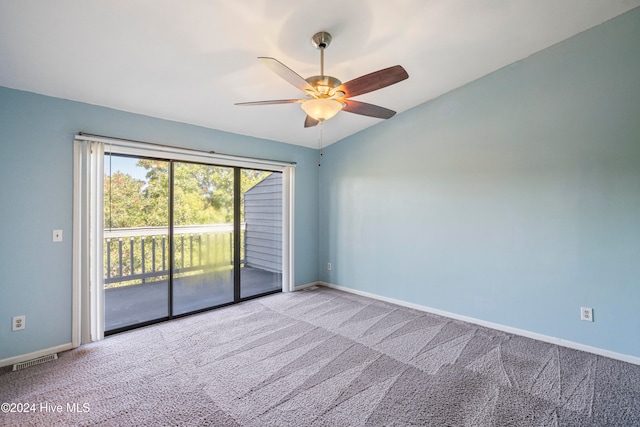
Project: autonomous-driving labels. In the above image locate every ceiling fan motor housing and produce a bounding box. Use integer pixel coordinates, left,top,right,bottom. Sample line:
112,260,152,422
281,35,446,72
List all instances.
306,75,342,96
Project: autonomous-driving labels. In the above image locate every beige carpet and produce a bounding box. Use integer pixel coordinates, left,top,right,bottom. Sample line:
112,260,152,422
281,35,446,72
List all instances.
1,286,639,426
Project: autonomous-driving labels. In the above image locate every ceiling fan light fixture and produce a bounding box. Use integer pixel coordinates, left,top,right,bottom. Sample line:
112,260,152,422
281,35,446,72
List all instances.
301,98,342,122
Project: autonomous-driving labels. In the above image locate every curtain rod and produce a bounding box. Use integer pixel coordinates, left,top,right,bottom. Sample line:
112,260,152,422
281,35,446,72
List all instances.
76,132,297,166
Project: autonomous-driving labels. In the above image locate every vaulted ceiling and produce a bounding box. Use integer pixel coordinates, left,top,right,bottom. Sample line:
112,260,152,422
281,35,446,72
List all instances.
1,1,638,148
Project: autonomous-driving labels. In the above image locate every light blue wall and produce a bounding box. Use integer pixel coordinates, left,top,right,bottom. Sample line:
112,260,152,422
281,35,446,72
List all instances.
320,9,640,358
0,88,319,360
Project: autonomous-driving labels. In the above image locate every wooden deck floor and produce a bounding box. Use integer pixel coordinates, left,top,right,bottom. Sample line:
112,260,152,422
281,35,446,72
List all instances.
104,267,281,332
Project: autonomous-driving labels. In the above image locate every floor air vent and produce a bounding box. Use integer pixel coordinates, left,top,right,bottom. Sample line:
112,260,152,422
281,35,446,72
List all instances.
12,353,58,371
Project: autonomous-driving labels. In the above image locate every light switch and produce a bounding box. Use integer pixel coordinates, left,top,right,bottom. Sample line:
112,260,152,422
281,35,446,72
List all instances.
53,229,63,242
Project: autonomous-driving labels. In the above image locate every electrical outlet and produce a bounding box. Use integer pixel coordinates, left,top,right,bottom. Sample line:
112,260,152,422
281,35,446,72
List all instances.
580,307,593,322
327,263,332,271
12,315,26,331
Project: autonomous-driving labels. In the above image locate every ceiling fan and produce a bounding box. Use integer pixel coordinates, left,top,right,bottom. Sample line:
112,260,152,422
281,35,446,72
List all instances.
235,31,409,128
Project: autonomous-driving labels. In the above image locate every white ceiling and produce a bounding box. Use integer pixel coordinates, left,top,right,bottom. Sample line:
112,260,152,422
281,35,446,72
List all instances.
1,1,639,148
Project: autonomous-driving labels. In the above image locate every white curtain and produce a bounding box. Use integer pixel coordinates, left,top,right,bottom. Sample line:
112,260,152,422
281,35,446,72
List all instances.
73,139,105,345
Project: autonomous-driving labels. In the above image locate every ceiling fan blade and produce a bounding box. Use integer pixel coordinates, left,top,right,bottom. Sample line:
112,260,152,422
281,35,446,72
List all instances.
304,115,320,128
235,99,303,106
336,65,408,98
342,100,396,119
258,57,315,94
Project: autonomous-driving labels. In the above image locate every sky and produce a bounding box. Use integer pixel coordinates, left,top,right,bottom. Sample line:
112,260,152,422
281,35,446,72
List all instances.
105,154,149,182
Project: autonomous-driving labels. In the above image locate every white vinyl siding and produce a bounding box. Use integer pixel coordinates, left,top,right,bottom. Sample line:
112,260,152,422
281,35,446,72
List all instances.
244,173,282,273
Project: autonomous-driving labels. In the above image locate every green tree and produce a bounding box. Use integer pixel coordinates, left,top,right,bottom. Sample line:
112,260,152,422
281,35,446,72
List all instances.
106,158,273,228
104,172,145,228
135,159,170,226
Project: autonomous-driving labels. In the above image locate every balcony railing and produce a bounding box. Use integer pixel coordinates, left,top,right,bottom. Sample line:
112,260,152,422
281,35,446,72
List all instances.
104,224,245,288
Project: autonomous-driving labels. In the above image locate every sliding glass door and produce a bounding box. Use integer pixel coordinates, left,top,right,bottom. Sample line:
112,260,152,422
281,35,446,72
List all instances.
103,156,284,334
103,155,170,331
240,169,283,298
172,162,235,315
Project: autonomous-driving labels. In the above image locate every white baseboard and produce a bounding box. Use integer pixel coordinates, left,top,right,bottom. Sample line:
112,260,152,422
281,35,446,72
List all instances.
318,282,640,366
0,343,73,369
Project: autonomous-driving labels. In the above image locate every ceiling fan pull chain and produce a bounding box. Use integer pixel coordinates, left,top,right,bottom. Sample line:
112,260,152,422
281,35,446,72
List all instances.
318,122,324,167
